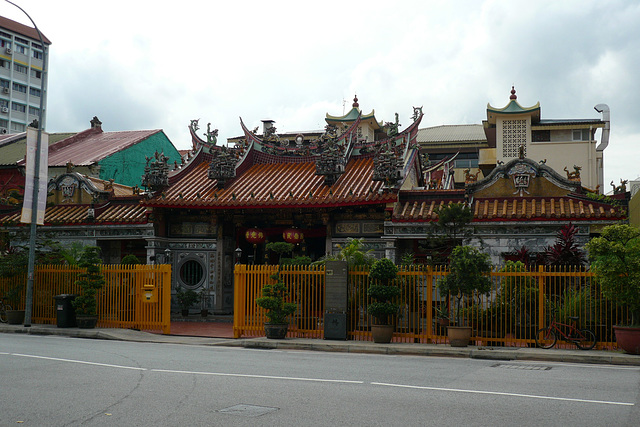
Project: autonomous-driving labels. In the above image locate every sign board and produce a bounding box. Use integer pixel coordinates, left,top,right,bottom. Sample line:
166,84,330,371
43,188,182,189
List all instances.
324,260,348,312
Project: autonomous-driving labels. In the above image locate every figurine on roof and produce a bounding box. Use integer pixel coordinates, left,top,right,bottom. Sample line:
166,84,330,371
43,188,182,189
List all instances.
205,123,218,146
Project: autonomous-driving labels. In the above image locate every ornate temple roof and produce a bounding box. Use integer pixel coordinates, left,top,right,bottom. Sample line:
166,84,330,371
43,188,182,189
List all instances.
393,196,625,223
145,104,425,209
486,86,541,124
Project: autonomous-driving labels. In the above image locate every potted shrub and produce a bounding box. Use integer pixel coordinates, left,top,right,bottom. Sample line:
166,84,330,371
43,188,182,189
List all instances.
585,224,640,354
367,258,400,343
199,287,210,317
3,284,25,325
71,246,105,328
256,242,297,339
438,245,492,347
176,288,199,317
256,274,298,338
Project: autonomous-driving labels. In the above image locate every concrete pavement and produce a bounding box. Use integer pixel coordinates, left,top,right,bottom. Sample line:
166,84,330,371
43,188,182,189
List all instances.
2,322,639,366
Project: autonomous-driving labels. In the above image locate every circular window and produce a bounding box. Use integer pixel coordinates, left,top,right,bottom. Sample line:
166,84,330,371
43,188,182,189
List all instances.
179,260,204,289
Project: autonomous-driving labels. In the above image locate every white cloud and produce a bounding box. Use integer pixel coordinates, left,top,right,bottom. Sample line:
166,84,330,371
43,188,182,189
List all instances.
1,0,637,187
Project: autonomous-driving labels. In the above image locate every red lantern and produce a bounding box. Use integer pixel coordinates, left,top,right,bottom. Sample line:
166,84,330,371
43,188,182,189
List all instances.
245,228,265,245
283,228,304,244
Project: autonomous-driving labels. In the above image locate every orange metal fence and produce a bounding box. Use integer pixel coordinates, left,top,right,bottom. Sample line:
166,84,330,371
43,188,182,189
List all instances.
1,264,171,334
233,264,628,350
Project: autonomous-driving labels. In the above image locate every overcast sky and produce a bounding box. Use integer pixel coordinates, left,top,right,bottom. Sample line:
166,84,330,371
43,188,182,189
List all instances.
2,0,639,190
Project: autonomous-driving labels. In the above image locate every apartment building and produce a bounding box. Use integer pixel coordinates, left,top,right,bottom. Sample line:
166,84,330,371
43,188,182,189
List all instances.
0,15,50,135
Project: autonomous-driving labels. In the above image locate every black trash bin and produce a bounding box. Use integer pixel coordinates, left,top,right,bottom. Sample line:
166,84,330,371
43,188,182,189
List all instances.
54,294,76,328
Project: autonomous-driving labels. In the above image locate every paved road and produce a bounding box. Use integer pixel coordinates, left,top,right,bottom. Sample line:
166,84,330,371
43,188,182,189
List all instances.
2,334,639,426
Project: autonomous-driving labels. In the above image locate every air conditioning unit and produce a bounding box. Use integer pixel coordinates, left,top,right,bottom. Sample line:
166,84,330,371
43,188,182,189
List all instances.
0,128,6,134
1,107,8,113
2,87,8,94
5,48,11,55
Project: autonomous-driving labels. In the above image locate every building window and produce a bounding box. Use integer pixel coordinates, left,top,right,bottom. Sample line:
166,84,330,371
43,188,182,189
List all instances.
28,106,39,116
11,122,25,132
502,119,527,158
0,39,10,49
11,103,26,113
0,31,11,39
15,45,27,55
15,36,29,45
0,99,8,108
0,119,7,128
13,63,27,74
30,69,41,79
29,87,40,97
32,50,43,60
0,59,7,68
12,83,27,93
532,129,551,142
572,129,590,141
179,259,205,289
32,42,42,50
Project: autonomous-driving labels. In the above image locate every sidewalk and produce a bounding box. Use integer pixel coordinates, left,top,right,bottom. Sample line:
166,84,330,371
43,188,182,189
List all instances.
1,322,639,367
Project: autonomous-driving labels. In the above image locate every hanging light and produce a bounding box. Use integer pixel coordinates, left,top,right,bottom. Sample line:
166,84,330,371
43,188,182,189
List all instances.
283,228,304,244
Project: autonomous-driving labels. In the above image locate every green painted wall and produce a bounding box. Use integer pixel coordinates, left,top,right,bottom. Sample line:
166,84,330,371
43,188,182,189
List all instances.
97,131,181,187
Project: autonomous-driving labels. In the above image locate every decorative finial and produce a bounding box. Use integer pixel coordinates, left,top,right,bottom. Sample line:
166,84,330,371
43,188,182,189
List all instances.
352,94,359,108
509,86,517,100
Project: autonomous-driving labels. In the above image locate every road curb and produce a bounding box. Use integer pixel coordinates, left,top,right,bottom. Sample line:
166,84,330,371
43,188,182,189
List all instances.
2,325,639,366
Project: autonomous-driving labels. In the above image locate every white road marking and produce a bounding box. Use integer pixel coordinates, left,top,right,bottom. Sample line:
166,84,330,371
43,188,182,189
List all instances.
152,368,364,384
11,353,147,371
371,382,634,406
4,352,362,384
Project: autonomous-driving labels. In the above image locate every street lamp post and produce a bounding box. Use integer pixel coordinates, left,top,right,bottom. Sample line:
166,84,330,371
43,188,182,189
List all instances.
5,1,48,327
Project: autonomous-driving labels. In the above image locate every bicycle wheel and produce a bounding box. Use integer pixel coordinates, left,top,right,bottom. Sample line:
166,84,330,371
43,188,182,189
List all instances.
574,328,597,350
535,327,557,349
0,304,11,323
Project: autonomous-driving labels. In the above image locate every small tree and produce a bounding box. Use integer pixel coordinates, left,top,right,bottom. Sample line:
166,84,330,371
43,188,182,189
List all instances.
71,246,105,316
367,258,400,325
256,241,297,325
121,254,142,265
438,245,492,326
314,237,375,268
585,224,640,326
255,276,298,324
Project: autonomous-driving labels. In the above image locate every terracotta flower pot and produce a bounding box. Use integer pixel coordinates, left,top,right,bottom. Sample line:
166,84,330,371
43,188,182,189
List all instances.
613,326,640,355
447,325,473,347
371,324,394,343
6,310,25,325
264,323,289,339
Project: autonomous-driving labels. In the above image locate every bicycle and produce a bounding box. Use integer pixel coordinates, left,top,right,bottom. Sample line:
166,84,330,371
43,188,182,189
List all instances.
535,316,597,350
0,297,11,323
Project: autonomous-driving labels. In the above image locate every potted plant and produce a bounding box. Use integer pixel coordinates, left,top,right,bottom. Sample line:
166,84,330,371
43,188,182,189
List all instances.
3,284,25,325
71,246,105,328
256,242,297,339
367,258,400,343
438,245,493,347
199,287,209,317
585,224,640,354
176,288,199,317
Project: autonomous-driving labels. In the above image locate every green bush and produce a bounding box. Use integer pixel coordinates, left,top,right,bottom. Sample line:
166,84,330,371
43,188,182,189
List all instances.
121,254,142,265
256,278,297,324
367,258,400,325
71,246,105,316
438,245,492,325
586,224,640,326
176,288,199,310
